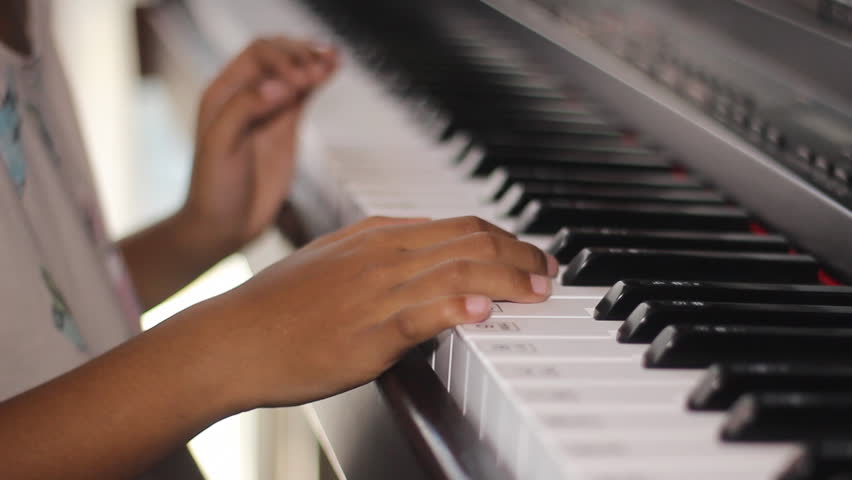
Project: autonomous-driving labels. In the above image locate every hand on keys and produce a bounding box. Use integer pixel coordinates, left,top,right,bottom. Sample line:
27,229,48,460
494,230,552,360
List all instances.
196,216,557,408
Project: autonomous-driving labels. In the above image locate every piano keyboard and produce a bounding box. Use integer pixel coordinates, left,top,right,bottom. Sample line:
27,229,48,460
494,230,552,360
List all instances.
180,0,852,478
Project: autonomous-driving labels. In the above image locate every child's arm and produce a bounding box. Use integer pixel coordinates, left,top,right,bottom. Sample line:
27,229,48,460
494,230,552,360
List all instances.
0,215,556,480
119,37,338,310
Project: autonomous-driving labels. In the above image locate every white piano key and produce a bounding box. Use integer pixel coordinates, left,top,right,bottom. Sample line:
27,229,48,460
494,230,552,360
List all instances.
518,234,556,250
512,383,688,406
490,298,598,317
557,437,796,464
463,349,489,434
495,390,525,469
575,459,790,480
456,146,488,176
495,183,526,215
549,284,610,300
481,371,505,447
347,183,482,195
494,360,701,383
583,470,784,480
361,205,504,219
535,409,724,431
449,335,469,406
353,192,487,208
433,329,453,389
459,317,615,338
473,337,644,361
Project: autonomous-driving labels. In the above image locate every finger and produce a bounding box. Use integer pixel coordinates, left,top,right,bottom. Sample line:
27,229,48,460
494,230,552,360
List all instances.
390,259,552,306
303,43,339,83
199,84,289,156
379,295,493,355
307,216,431,250
398,232,558,278
198,40,280,132
264,37,337,87
356,216,516,251
199,38,325,133
244,103,304,234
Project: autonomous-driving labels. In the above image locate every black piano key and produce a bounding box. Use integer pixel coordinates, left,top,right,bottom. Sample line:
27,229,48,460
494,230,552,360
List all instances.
480,116,611,134
595,280,852,320
486,167,702,199
503,186,725,216
617,301,852,343
644,325,852,369
721,393,852,442
468,152,675,176
480,144,658,165
779,441,852,480
518,201,751,235
472,108,598,124
561,249,818,286
480,122,623,140
549,228,784,263
688,363,852,411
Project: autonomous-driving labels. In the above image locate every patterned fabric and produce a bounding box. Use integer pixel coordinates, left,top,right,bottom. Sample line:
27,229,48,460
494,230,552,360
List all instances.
0,71,25,192
0,0,141,402
0,4,201,478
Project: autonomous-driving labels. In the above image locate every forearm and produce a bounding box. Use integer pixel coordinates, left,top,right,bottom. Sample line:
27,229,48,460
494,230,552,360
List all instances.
119,209,235,311
0,301,242,480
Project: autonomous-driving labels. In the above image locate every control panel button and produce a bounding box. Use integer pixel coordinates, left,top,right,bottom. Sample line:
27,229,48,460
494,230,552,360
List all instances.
833,166,850,184
796,145,815,164
765,126,786,149
748,117,766,139
814,155,832,173
731,105,749,127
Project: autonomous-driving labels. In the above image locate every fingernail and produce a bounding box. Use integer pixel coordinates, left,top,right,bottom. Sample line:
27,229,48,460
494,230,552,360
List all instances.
465,295,492,320
310,42,335,54
259,80,287,102
530,274,552,296
546,254,559,277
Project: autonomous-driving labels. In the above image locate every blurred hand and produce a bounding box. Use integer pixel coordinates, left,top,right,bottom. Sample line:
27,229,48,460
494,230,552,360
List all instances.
182,36,338,255
201,216,559,408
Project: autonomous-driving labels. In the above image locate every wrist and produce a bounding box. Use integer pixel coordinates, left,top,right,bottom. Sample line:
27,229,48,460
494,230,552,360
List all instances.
164,295,257,415
172,205,242,269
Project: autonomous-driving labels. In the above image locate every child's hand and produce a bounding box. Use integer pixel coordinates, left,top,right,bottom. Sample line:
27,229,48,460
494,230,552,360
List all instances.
182,36,338,256
200,216,558,409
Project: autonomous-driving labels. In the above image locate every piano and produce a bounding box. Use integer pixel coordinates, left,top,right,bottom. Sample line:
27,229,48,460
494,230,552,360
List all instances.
137,0,852,478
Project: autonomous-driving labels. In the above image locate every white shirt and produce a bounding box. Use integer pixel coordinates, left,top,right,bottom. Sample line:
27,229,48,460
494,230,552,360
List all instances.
0,0,141,403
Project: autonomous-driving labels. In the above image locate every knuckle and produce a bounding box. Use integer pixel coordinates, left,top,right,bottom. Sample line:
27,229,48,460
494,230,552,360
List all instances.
511,267,532,292
458,216,489,235
396,313,422,341
523,241,546,265
470,232,501,259
439,298,466,324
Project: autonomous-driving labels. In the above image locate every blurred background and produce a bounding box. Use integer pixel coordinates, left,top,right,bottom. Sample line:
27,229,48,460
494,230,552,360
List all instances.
51,1,319,479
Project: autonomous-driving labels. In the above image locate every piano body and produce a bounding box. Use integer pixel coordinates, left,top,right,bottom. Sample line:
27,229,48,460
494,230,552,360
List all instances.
137,0,852,478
